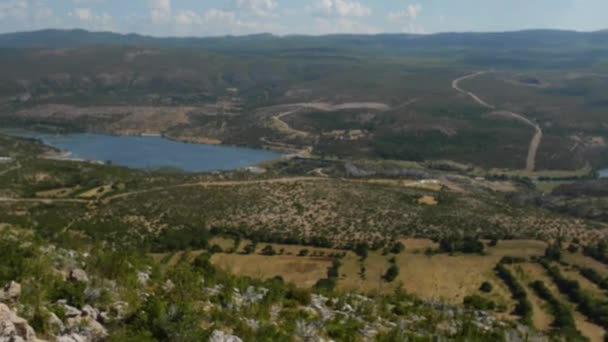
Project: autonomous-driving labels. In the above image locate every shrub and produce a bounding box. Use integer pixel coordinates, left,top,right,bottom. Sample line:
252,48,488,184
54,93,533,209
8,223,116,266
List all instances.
383,264,399,282
261,245,276,256
463,295,495,310
242,243,256,255
479,281,493,293
495,262,532,324
389,242,405,254
209,244,223,254
298,249,310,257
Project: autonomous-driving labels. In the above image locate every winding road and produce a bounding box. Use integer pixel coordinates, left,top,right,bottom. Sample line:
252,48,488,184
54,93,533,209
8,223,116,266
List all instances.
452,72,543,172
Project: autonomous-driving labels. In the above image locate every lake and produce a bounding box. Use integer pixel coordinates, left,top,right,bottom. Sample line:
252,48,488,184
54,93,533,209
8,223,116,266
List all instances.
4,130,283,173
600,169,608,178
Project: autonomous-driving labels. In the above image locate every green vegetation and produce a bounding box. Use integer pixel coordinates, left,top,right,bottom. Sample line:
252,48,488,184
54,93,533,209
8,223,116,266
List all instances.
439,237,485,255
529,280,582,338
495,262,533,324
463,295,495,311
541,260,608,330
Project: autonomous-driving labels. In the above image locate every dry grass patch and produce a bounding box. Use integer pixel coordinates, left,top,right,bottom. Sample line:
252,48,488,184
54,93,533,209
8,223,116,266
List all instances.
506,264,553,331
418,195,438,206
35,187,78,198
78,185,113,198
564,252,608,277
401,238,438,252
517,262,606,342
211,254,331,288
557,264,606,299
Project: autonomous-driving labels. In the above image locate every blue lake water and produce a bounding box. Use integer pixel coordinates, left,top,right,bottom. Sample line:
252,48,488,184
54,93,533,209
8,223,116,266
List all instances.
5,130,283,173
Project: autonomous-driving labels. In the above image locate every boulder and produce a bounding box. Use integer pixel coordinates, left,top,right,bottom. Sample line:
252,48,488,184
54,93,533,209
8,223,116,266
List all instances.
137,272,150,286
56,333,87,342
63,305,81,318
68,269,89,283
3,282,21,301
47,312,65,335
209,330,243,342
0,303,45,342
81,305,99,321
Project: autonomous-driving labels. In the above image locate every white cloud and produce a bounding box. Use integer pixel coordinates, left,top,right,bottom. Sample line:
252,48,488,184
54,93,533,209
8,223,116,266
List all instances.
149,0,171,24
312,0,371,18
72,0,107,3
314,17,379,34
172,7,284,36
388,4,422,21
69,7,114,30
0,0,29,20
0,0,56,26
388,4,425,33
234,0,277,17
72,7,92,21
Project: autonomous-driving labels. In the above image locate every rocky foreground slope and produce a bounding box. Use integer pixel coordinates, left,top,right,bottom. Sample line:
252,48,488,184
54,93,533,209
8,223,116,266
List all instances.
0,226,548,342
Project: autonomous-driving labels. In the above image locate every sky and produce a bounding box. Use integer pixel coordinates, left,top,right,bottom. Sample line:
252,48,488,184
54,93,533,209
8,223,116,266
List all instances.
0,0,607,37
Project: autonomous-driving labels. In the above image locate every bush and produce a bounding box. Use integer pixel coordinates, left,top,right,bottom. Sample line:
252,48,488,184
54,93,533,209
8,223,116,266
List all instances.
209,244,223,254
544,243,562,261
479,281,493,293
242,243,256,255
495,262,532,324
298,249,309,257
383,264,399,282
439,237,484,255
463,295,495,310
541,260,608,329
389,242,405,254
261,245,276,256
354,243,369,260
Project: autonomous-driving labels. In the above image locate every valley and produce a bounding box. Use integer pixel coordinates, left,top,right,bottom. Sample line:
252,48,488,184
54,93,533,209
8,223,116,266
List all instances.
1,28,608,341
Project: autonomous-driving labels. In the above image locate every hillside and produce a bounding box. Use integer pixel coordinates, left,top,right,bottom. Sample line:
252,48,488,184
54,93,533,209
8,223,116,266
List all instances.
0,30,607,171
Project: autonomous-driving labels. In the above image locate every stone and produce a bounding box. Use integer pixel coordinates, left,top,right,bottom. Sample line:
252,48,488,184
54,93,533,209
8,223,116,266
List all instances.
80,317,107,340
81,305,99,320
56,333,87,342
111,301,129,320
162,280,175,292
0,303,45,342
63,305,81,318
47,312,65,335
137,272,150,286
3,282,21,301
209,330,243,342
68,269,89,283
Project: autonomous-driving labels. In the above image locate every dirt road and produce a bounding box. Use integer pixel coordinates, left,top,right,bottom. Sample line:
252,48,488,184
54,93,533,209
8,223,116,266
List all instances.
452,72,542,172
103,177,329,203
0,162,21,176
0,197,88,204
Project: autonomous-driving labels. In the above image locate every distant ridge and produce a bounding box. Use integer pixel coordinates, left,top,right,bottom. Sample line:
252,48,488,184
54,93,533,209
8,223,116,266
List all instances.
0,28,607,50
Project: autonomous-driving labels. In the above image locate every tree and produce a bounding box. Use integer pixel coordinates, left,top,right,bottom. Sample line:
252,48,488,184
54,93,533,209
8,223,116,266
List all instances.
545,243,562,261
354,243,369,260
390,242,405,254
261,245,276,256
209,244,223,254
479,281,493,293
242,243,256,255
383,264,399,282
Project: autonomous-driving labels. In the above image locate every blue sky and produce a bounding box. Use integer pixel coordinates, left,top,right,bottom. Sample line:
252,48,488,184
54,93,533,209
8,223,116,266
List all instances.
0,0,606,36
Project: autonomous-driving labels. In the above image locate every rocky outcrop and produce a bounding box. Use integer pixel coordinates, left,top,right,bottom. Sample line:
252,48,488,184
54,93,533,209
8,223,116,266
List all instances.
209,330,243,342
55,302,108,342
0,282,21,302
0,303,45,342
68,269,89,283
